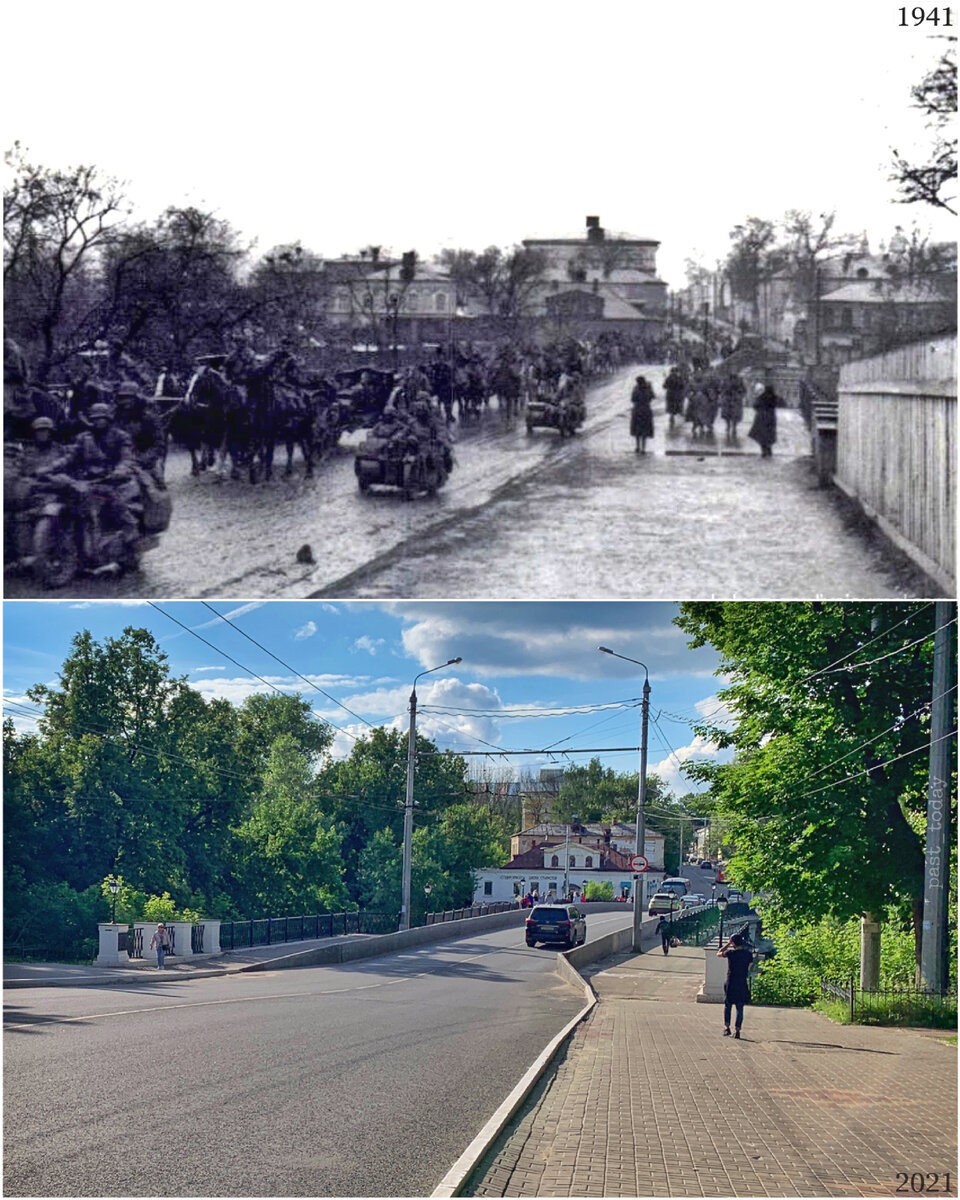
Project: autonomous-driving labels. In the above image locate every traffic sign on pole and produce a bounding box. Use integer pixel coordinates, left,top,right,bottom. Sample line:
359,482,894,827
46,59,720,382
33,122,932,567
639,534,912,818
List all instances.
630,854,649,872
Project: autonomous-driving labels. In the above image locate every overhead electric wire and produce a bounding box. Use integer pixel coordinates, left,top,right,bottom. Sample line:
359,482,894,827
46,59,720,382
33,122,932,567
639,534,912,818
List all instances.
420,697,644,719
198,601,376,729
148,602,359,741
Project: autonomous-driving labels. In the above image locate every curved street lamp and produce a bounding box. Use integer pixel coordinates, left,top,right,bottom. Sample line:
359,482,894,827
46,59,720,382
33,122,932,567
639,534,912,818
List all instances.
598,646,650,953
401,657,462,931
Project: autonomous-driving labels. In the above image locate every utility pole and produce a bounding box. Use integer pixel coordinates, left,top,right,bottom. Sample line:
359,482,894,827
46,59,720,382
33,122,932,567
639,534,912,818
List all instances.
634,674,650,951
401,657,461,931
920,601,956,991
598,647,650,952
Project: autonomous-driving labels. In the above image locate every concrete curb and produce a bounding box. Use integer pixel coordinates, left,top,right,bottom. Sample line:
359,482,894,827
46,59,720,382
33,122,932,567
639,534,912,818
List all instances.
431,924,633,1198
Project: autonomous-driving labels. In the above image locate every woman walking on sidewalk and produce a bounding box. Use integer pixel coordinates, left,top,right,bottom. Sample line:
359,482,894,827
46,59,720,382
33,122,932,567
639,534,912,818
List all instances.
718,929,753,1037
150,923,170,970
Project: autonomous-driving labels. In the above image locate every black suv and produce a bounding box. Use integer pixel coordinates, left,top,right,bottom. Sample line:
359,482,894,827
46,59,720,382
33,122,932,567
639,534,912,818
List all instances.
525,904,586,948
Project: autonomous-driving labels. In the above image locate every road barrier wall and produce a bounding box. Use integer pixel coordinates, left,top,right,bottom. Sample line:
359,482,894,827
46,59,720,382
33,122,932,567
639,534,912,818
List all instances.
238,908,529,971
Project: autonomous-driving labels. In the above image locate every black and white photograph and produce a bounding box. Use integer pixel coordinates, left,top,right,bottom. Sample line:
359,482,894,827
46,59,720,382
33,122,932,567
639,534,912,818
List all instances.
3,1,956,599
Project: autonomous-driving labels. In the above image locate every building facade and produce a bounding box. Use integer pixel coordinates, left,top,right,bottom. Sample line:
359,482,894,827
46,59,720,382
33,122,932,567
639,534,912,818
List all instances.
473,820,666,906
522,216,668,338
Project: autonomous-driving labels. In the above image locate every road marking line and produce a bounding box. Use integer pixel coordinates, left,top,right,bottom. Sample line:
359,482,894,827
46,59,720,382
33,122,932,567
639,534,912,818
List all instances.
2,940,533,1029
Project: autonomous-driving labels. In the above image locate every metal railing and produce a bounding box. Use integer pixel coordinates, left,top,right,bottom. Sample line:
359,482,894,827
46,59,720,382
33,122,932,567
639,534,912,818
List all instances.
820,978,958,1025
664,901,754,946
218,911,396,951
422,901,516,925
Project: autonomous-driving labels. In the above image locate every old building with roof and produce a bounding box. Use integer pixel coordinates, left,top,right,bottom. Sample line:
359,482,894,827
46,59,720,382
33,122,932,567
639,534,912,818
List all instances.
522,216,668,337
472,819,666,905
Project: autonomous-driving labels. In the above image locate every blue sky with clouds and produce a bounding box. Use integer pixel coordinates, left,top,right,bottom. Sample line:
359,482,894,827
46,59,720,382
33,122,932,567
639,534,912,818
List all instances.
2,601,732,791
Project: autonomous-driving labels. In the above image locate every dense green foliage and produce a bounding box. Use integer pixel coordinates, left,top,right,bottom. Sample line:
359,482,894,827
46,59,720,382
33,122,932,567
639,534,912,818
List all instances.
583,881,614,901
676,601,957,978
753,906,958,1026
3,627,509,958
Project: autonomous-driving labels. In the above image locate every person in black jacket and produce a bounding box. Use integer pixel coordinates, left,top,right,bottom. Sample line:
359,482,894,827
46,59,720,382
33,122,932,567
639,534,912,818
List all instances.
748,381,779,457
656,914,671,955
718,929,754,1037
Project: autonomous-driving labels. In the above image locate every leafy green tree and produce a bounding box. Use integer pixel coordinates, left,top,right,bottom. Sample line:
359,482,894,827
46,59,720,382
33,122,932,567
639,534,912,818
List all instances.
230,734,346,915
319,727,470,903
583,881,614,901
675,601,956,967
356,827,401,914
422,802,510,905
22,627,196,892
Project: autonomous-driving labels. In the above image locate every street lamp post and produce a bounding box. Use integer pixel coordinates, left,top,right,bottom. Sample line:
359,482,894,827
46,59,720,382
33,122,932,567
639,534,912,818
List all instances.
598,646,650,953
108,878,120,925
401,657,462,931
717,893,728,947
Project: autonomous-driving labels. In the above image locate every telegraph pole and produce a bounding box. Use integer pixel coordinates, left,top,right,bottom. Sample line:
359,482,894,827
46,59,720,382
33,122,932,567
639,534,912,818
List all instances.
920,601,956,991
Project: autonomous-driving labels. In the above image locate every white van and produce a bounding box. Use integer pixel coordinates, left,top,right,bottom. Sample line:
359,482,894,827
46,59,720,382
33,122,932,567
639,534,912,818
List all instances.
660,877,689,897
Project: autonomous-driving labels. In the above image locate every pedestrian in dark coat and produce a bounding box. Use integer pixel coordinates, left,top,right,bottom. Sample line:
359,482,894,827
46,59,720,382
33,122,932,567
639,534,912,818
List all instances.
718,929,754,1037
657,915,671,954
663,367,686,427
748,382,779,457
629,375,655,454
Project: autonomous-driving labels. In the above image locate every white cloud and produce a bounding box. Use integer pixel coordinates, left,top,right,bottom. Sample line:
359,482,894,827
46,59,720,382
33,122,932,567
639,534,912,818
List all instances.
294,621,318,640
191,602,265,632
353,635,385,655
384,601,715,682
190,665,226,674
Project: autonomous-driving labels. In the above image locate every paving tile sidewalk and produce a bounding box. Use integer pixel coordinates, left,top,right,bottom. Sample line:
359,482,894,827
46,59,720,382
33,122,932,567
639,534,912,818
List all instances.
467,944,958,1198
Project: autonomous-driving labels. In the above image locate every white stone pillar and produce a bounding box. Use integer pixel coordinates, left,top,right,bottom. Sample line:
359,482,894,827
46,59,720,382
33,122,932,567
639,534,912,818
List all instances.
697,940,728,1002
168,921,195,958
195,919,221,957
95,924,130,966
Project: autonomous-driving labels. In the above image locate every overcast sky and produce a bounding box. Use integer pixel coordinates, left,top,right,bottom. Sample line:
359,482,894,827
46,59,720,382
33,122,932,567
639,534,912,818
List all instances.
2,600,731,791
5,1,955,286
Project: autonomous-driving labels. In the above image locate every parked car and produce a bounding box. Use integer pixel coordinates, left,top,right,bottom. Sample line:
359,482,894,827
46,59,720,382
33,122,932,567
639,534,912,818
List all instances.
647,892,679,915
525,904,586,948
727,888,742,902
699,859,714,870
679,894,704,910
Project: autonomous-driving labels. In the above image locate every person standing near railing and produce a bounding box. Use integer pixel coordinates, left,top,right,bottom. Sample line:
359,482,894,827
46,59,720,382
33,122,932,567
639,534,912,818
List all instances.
150,923,170,970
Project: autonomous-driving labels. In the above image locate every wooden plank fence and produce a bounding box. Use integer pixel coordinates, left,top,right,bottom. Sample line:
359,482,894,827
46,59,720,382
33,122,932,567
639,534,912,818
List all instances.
834,336,956,592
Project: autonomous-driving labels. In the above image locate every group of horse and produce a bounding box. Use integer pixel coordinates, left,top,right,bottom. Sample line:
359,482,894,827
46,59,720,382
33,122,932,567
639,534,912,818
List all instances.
160,338,634,481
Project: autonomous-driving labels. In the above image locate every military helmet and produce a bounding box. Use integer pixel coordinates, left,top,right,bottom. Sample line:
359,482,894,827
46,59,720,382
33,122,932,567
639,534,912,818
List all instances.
31,416,55,431
88,402,113,420
116,380,140,398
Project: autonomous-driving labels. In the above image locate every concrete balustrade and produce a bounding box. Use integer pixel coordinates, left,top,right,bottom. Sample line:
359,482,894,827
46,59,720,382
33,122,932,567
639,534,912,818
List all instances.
95,924,130,965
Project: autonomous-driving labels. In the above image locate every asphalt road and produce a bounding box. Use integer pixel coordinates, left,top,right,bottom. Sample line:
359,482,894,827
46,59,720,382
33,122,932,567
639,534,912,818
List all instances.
4,910,633,1198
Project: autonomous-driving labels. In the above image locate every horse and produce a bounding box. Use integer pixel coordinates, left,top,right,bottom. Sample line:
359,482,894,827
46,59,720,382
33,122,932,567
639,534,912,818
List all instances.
490,360,522,421
168,366,237,476
453,364,485,423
